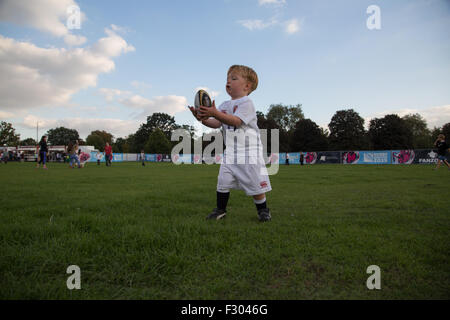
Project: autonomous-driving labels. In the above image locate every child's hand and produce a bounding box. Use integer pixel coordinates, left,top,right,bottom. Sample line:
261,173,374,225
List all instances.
188,106,204,121
198,100,217,119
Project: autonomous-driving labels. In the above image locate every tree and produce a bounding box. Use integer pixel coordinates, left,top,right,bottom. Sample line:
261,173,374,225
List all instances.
144,128,172,154
368,114,413,150
266,104,304,132
291,118,328,151
431,126,441,142
91,130,114,145
431,123,450,145
328,109,367,150
86,130,114,151
0,121,20,146
19,138,37,146
257,111,280,153
402,113,432,148
46,127,79,146
132,113,178,152
113,137,130,153
442,123,450,140
86,134,105,151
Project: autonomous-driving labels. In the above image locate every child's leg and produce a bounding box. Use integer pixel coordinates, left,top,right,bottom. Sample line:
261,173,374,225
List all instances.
42,152,47,168
217,191,230,211
253,193,267,211
253,193,271,222
443,159,450,168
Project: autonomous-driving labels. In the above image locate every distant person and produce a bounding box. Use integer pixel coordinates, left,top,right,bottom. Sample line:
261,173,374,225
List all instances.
36,135,48,169
141,150,145,166
285,153,289,165
300,153,304,166
1,149,7,164
96,151,102,165
433,134,450,170
68,140,81,169
104,142,113,166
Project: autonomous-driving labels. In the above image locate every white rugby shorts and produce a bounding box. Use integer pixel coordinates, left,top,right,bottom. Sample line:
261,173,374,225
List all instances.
217,163,272,196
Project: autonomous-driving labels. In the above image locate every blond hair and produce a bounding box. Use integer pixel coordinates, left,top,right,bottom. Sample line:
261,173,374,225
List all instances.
227,65,258,95
438,134,445,140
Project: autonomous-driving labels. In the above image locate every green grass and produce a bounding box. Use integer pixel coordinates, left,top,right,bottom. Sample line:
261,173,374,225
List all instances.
0,162,449,299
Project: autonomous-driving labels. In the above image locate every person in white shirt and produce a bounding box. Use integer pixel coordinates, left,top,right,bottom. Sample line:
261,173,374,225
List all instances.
189,65,272,222
96,151,102,165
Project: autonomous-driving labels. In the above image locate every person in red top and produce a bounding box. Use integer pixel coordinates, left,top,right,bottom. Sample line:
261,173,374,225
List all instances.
104,142,113,166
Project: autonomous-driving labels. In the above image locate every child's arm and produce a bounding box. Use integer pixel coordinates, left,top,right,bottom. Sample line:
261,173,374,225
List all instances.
198,101,243,128
188,105,221,128
201,118,222,128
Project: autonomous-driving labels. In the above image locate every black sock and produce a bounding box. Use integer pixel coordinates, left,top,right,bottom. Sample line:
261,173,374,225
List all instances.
255,201,267,211
217,192,230,211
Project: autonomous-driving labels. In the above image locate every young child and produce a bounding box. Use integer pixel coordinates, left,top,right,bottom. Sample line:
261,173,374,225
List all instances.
433,134,450,170
96,151,102,165
189,65,272,222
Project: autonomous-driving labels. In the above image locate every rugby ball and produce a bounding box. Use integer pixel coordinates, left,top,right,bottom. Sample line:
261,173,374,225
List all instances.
194,89,212,109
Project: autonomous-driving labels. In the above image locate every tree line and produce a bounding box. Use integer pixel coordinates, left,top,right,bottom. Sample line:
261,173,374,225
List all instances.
1,105,449,153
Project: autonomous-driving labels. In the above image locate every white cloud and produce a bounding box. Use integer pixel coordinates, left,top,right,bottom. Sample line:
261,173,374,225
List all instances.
238,18,278,31
98,88,132,102
131,81,152,90
120,95,188,118
284,19,300,34
0,0,87,45
0,27,134,111
363,105,450,129
258,0,286,6
110,24,131,34
22,115,140,139
237,17,300,34
0,111,15,119
92,26,135,57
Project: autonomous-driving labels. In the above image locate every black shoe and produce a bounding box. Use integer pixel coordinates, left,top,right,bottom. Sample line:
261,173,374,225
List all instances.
206,208,227,220
257,208,271,222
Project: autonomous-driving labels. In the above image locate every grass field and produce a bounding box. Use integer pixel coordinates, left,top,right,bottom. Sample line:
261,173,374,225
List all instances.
0,161,449,300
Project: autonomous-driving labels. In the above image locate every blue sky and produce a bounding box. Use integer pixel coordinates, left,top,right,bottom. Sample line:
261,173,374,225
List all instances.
1,0,449,141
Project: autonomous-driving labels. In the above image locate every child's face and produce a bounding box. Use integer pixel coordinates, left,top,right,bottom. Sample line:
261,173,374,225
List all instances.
226,72,251,99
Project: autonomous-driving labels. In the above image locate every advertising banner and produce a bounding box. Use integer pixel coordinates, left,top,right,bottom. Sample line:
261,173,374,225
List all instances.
286,153,300,164
391,150,415,164
112,153,123,162
172,154,192,164
316,151,341,164
410,149,440,164
267,153,279,164
304,152,318,164
342,151,391,164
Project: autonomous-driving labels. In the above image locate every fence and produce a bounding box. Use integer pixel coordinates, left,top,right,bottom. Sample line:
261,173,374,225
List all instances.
85,149,442,165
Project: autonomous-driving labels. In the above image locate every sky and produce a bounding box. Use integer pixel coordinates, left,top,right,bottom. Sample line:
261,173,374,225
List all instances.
0,0,450,141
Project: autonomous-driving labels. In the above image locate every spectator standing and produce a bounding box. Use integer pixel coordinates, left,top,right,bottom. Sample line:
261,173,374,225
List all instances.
36,135,48,169
141,150,145,166
104,142,113,166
